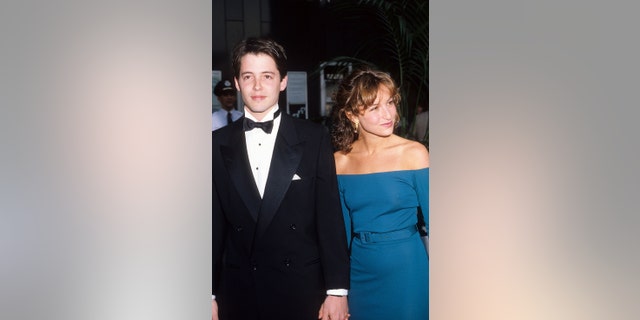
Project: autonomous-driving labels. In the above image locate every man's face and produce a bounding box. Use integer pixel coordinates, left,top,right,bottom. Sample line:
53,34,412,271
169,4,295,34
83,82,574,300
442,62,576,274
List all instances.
217,90,237,111
234,53,287,121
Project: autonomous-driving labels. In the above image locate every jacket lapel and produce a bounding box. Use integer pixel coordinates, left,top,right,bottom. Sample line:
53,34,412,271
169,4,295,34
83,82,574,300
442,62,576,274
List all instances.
220,120,262,221
255,115,304,239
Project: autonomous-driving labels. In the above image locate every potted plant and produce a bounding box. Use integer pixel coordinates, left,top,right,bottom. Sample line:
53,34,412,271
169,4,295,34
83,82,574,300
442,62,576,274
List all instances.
321,0,428,138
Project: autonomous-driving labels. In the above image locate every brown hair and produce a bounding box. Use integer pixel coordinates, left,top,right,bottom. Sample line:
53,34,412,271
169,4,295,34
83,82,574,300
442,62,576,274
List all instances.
231,37,288,79
330,67,401,152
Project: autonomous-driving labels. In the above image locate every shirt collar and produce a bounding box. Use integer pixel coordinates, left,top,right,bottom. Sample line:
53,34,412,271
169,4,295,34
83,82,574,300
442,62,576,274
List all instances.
244,105,280,123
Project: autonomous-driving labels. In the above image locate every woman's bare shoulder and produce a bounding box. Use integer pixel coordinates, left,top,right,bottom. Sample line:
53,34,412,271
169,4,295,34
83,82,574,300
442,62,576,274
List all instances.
399,139,429,169
333,150,351,174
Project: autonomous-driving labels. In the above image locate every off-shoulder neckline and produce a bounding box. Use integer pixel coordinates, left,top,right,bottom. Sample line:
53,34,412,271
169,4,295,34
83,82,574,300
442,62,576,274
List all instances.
337,167,429,176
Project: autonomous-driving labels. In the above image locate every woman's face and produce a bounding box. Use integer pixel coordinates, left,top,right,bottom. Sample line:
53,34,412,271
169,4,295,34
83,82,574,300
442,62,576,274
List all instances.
354,85,397,138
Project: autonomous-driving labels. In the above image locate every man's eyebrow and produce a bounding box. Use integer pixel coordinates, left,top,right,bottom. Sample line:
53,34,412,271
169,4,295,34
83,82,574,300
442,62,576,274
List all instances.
240,71,276,75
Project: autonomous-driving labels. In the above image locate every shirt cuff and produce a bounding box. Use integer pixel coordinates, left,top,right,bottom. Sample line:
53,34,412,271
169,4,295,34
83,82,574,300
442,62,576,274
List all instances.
212,295,216,300
326,289,348,296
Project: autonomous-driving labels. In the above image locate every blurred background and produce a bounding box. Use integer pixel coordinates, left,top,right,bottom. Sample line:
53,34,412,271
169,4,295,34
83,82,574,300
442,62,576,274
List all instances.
213,0,429,145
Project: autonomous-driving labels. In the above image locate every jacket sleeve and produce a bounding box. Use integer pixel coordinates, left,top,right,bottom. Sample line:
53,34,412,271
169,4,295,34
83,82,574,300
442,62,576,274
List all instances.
212,146,227,296
314,128,350,290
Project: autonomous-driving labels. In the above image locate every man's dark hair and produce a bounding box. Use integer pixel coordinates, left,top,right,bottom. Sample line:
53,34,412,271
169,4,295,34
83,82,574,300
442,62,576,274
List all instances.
231,37,288,79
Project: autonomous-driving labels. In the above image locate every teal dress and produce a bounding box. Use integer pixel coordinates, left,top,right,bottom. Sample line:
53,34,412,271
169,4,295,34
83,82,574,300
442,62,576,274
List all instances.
338,168,429,320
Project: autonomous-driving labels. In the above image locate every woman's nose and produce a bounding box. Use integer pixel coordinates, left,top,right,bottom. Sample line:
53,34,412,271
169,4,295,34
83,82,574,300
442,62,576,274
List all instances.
382,105,393,118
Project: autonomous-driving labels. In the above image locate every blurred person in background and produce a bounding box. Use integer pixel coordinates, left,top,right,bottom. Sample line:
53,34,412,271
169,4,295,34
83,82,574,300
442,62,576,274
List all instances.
212,79,242,131
410,100,429,148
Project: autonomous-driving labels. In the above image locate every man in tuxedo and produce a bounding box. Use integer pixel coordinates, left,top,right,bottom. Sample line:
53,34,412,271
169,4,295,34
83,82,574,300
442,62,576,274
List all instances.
212,37,350,320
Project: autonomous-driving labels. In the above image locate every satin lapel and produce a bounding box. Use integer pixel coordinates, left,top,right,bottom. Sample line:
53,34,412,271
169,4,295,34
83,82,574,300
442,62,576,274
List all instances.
220,122,262,221
256,115,304,239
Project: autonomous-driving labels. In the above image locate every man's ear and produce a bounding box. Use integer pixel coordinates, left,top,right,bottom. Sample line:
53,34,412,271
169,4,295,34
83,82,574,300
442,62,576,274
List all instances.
279,75,288,91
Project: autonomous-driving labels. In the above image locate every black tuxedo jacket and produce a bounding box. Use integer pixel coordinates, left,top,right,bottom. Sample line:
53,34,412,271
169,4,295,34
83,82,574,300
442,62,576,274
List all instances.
212,113,350,319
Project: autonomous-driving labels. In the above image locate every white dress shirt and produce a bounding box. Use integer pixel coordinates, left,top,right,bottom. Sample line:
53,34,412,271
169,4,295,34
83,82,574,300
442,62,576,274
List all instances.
244,106,281,198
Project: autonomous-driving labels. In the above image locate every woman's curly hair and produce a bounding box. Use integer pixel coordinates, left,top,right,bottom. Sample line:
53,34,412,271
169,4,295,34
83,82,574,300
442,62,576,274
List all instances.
330,67,401,153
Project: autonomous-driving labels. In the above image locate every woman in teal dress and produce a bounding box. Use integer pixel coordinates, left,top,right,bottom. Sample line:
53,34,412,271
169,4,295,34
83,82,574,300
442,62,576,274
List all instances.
331,67,429,320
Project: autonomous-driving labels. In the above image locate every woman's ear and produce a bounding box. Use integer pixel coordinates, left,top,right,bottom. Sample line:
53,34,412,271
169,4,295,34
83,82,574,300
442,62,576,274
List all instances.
345,111,360,133
345,110,356,123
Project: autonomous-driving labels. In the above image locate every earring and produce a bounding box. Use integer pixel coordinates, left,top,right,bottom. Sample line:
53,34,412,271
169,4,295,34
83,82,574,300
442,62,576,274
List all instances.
353,122,359,133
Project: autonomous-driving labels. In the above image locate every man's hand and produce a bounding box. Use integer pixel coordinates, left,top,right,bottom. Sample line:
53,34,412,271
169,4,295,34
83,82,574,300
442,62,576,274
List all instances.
212,300,218,320
318,295,349,320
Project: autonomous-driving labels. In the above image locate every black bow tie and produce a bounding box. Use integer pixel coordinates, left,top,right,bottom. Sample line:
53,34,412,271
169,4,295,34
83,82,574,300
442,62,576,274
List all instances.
243,110,281,134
